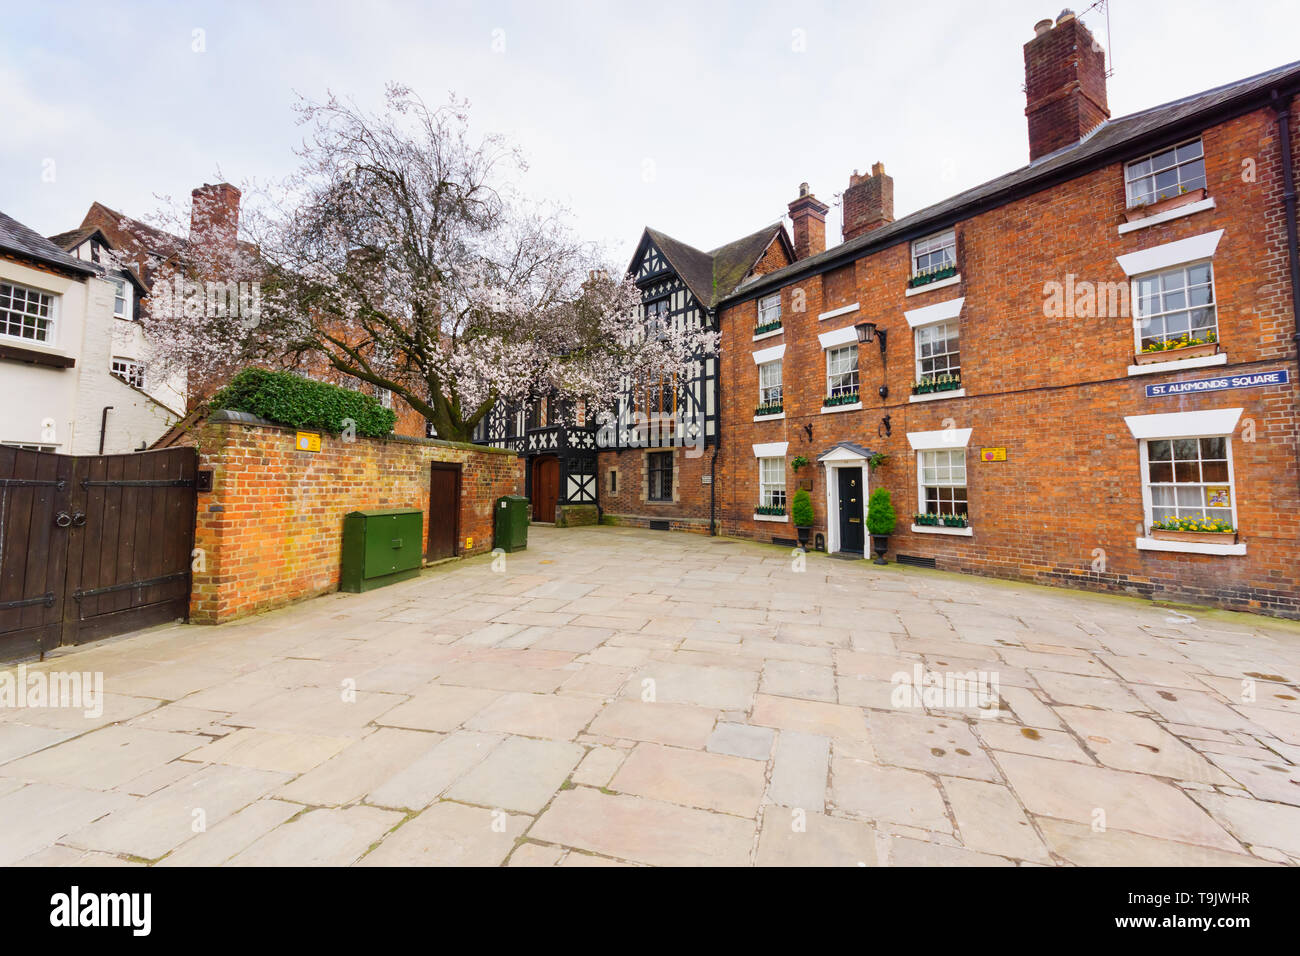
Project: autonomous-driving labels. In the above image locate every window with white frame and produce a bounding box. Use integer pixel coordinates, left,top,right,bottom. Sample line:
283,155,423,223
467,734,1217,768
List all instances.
758,359,783,408
111,357,146,389
111,278,129,319
826,344,859,398
376,386,393,409
915,320,961,380
758,457,786,510
911,229,956,277
1125,139,1206,208
1144,437,1235,528
1,282,55,343
757,293,782,328
919,448,968,516
1133,261,1217,351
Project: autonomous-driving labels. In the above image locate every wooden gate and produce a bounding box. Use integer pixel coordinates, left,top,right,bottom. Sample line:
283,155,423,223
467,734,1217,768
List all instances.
0,446,197,660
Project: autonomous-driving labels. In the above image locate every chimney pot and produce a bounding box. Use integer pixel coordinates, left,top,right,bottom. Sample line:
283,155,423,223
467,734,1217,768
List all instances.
1034,18,1053,35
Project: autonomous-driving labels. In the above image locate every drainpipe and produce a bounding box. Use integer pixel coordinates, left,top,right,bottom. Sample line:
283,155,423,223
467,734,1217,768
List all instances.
709,445,718,536
98,406,113,454
1274,90,1300,500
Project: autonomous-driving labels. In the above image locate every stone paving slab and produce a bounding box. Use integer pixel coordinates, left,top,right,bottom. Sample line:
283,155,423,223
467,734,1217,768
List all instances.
1,524,1298,866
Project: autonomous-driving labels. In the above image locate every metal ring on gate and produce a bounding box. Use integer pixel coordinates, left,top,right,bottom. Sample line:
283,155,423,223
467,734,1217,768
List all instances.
54,511,72,528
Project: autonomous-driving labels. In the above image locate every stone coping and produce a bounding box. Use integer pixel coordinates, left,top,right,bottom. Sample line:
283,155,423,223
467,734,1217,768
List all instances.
205,409,518,456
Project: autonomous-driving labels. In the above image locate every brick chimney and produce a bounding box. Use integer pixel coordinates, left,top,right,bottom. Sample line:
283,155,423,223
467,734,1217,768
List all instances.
787,183,830,260
1023,10,1109,161
842,162,894,242
190,182,241,249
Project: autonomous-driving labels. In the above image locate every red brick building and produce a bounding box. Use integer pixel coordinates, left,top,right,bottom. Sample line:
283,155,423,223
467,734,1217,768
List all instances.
710,13,1300,617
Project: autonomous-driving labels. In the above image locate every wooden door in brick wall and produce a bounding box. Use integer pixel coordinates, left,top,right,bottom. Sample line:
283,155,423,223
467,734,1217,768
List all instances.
531,455,559,524
0,446,196,660
427,463,461,560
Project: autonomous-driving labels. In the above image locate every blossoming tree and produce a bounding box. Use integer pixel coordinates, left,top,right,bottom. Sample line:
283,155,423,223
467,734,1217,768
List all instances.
141,86,716,441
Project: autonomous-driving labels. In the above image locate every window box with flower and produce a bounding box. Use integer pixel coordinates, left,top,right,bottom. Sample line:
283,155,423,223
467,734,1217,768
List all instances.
1135,331,1219,365
912,372,962,395
1150,516,1237,544
907,263,959,290
823,391,860,408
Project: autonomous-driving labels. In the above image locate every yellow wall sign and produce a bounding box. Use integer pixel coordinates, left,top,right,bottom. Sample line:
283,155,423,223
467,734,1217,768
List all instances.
465,537,474,549
295,431,321,452
980,447,1007,462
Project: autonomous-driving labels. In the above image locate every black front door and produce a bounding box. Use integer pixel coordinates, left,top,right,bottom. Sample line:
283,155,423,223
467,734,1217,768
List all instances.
837,468,864,553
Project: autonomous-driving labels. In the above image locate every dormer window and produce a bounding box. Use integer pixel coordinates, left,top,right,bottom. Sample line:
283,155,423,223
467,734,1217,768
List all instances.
1125,139,1206,208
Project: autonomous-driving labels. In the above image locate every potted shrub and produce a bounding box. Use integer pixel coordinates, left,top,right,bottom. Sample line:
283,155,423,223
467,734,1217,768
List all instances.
866,488,897,564
1151,515,1237,544
791,488,815,549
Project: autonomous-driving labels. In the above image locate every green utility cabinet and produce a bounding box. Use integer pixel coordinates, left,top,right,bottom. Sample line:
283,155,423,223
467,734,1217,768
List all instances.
340,508,424,592
494,495,530,553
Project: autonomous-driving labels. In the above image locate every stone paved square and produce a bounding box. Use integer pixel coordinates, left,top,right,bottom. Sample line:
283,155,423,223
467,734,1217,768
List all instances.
1,525,1298,866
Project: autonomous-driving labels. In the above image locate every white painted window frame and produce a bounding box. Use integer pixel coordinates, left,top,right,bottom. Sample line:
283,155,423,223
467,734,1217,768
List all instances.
911,228,956,277
1130,258,1219,353
757,293,782,327
0,280,58,346
758,456,787,511
111,356,147,389
1124,407,1246,555
1124,138,1207,208
825,343,859,399
757,358,783,407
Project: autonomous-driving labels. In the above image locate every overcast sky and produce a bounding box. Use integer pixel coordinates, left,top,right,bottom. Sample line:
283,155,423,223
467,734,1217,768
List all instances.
5,0,1299,267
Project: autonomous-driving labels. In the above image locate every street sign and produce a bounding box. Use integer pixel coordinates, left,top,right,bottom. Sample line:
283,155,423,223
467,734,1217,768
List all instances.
1146,369,1289,398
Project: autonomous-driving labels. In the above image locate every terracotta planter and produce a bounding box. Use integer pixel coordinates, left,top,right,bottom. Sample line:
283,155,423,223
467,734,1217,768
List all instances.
1152,529,1238,544
1134,342,1218,365
1124,187,1208,222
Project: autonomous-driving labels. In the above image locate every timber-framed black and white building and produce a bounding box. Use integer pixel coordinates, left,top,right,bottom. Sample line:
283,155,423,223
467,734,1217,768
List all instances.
473,221,793,526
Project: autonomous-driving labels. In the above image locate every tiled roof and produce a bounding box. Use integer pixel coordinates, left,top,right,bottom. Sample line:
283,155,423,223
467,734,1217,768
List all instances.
644,222,788,309
724,58,1300,304
0,210,97,277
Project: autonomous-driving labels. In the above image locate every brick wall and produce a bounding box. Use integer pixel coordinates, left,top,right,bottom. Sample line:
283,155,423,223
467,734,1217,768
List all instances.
597,446,720,533
717,101,1300,618
183,415,521,623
